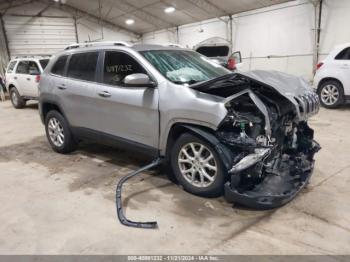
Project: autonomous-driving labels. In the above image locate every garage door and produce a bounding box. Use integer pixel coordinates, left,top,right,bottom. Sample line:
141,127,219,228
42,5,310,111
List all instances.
3,16,77,58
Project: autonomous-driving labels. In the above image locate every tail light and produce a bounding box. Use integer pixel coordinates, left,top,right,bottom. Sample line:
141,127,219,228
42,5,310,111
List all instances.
35,75,41,83
227,57,236,70
316,62,324,71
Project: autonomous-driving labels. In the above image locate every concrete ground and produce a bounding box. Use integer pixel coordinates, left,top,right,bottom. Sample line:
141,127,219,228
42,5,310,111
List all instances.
0,100,349,255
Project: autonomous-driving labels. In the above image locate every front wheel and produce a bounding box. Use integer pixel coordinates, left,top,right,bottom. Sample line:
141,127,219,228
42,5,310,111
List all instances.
318,80,344,108
10,87,26,109
45,110,77,154
170,133,226,197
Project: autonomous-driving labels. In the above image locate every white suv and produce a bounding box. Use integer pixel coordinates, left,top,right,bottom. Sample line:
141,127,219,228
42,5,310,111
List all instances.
314,43,350,108
5,57,50,108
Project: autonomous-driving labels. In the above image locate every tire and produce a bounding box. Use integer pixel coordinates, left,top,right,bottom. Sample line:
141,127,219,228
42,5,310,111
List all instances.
170,133,226,197
45,110,77,154
317,80,344,109
10,87,26,109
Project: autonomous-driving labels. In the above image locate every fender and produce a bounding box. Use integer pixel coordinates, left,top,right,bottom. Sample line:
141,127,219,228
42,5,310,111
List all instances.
39,95,68,124
178,124,235,170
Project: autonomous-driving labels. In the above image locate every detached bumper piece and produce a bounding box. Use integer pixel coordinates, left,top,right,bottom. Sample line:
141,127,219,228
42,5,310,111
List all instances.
116,158,163,229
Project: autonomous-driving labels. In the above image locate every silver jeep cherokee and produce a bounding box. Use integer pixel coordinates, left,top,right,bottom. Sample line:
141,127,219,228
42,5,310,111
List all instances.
39,42,320,209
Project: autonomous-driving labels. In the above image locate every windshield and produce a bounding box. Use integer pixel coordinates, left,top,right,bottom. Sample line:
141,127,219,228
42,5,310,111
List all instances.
140,50,230,84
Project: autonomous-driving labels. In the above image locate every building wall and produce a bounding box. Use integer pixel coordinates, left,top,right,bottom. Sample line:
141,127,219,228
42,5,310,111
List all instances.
1,0,138,60
319,0,350,60
142,0,350,81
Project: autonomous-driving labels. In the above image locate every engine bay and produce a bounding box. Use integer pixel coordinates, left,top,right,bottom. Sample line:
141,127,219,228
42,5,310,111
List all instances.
193,73,321,208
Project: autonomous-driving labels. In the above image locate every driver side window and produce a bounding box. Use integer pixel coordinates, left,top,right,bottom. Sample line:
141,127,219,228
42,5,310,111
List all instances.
103,51,147,86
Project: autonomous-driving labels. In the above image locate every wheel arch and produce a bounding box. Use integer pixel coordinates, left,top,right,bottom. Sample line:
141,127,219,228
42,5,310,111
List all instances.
317,77,344,93
164,123,234,170
40,100,67,124
8,84,16,92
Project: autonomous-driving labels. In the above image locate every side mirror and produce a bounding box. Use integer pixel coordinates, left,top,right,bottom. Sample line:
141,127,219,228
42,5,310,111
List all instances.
231,51,242,64
227,51,242,71
123,73,156,88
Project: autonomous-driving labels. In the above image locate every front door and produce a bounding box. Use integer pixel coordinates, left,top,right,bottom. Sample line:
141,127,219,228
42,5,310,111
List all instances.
94,50,159,148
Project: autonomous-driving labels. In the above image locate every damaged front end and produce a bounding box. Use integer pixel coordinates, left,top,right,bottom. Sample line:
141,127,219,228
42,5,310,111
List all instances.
193,70,321,209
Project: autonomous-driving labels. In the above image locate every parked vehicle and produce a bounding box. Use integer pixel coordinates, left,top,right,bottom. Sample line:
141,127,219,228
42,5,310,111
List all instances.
5,57,50,108
314,43,350,108
39,42,320,209
194,37,242,70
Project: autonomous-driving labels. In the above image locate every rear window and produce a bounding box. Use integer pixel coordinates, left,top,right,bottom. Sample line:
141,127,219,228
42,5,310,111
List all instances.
51,55,68,76
335,47,350,60
6,61,17,73
39,59,50,69
196,46,229,57
67,52,98,82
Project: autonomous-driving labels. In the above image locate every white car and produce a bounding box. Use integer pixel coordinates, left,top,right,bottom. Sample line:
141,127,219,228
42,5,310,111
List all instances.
194,37,243,70
5,57,50,108
314,43,350,108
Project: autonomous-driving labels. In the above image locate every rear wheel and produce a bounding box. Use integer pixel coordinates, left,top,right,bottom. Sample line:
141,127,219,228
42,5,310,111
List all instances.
10,87,26,109
170,133,226,197
45,110,77,154
318,80,344,108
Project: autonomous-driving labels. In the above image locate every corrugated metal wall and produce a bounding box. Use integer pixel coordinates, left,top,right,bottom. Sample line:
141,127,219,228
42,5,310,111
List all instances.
3,16,77,58
0,17,9,75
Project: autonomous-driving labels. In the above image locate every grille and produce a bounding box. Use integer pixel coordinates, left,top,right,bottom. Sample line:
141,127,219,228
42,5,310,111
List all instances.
295,92,320,119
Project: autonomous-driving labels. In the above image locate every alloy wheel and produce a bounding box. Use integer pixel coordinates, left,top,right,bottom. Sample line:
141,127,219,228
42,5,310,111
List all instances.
178,142,217,188
321,84,340,106
11,91,18,106
48,117,65,147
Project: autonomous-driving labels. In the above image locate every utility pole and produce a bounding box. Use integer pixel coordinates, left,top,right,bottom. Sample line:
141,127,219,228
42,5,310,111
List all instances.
312,0,323,75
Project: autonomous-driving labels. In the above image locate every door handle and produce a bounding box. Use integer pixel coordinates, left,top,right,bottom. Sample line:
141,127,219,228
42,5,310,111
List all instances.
14,77,17,80
26,78,31,81
98,91,111,98
57,85,66,90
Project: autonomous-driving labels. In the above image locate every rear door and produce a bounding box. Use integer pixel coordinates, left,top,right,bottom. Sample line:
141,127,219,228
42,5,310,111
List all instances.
62,51,99,130
14,60,40,97
26,61,41,97
93,50,159,148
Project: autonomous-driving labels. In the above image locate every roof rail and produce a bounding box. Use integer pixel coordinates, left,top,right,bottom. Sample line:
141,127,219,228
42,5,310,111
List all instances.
14,55,52,59
64,41,131,50
162,43,184,48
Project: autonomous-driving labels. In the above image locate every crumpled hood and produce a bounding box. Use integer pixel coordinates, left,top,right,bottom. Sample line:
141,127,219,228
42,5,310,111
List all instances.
239,70,313,97
239,70,320,121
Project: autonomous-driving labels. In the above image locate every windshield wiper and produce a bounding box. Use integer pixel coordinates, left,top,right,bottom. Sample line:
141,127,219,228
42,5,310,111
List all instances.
173,79,202,85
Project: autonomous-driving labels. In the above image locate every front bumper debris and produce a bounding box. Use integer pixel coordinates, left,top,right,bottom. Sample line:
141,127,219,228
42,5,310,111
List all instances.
223,139,320,210
224,164,313,209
